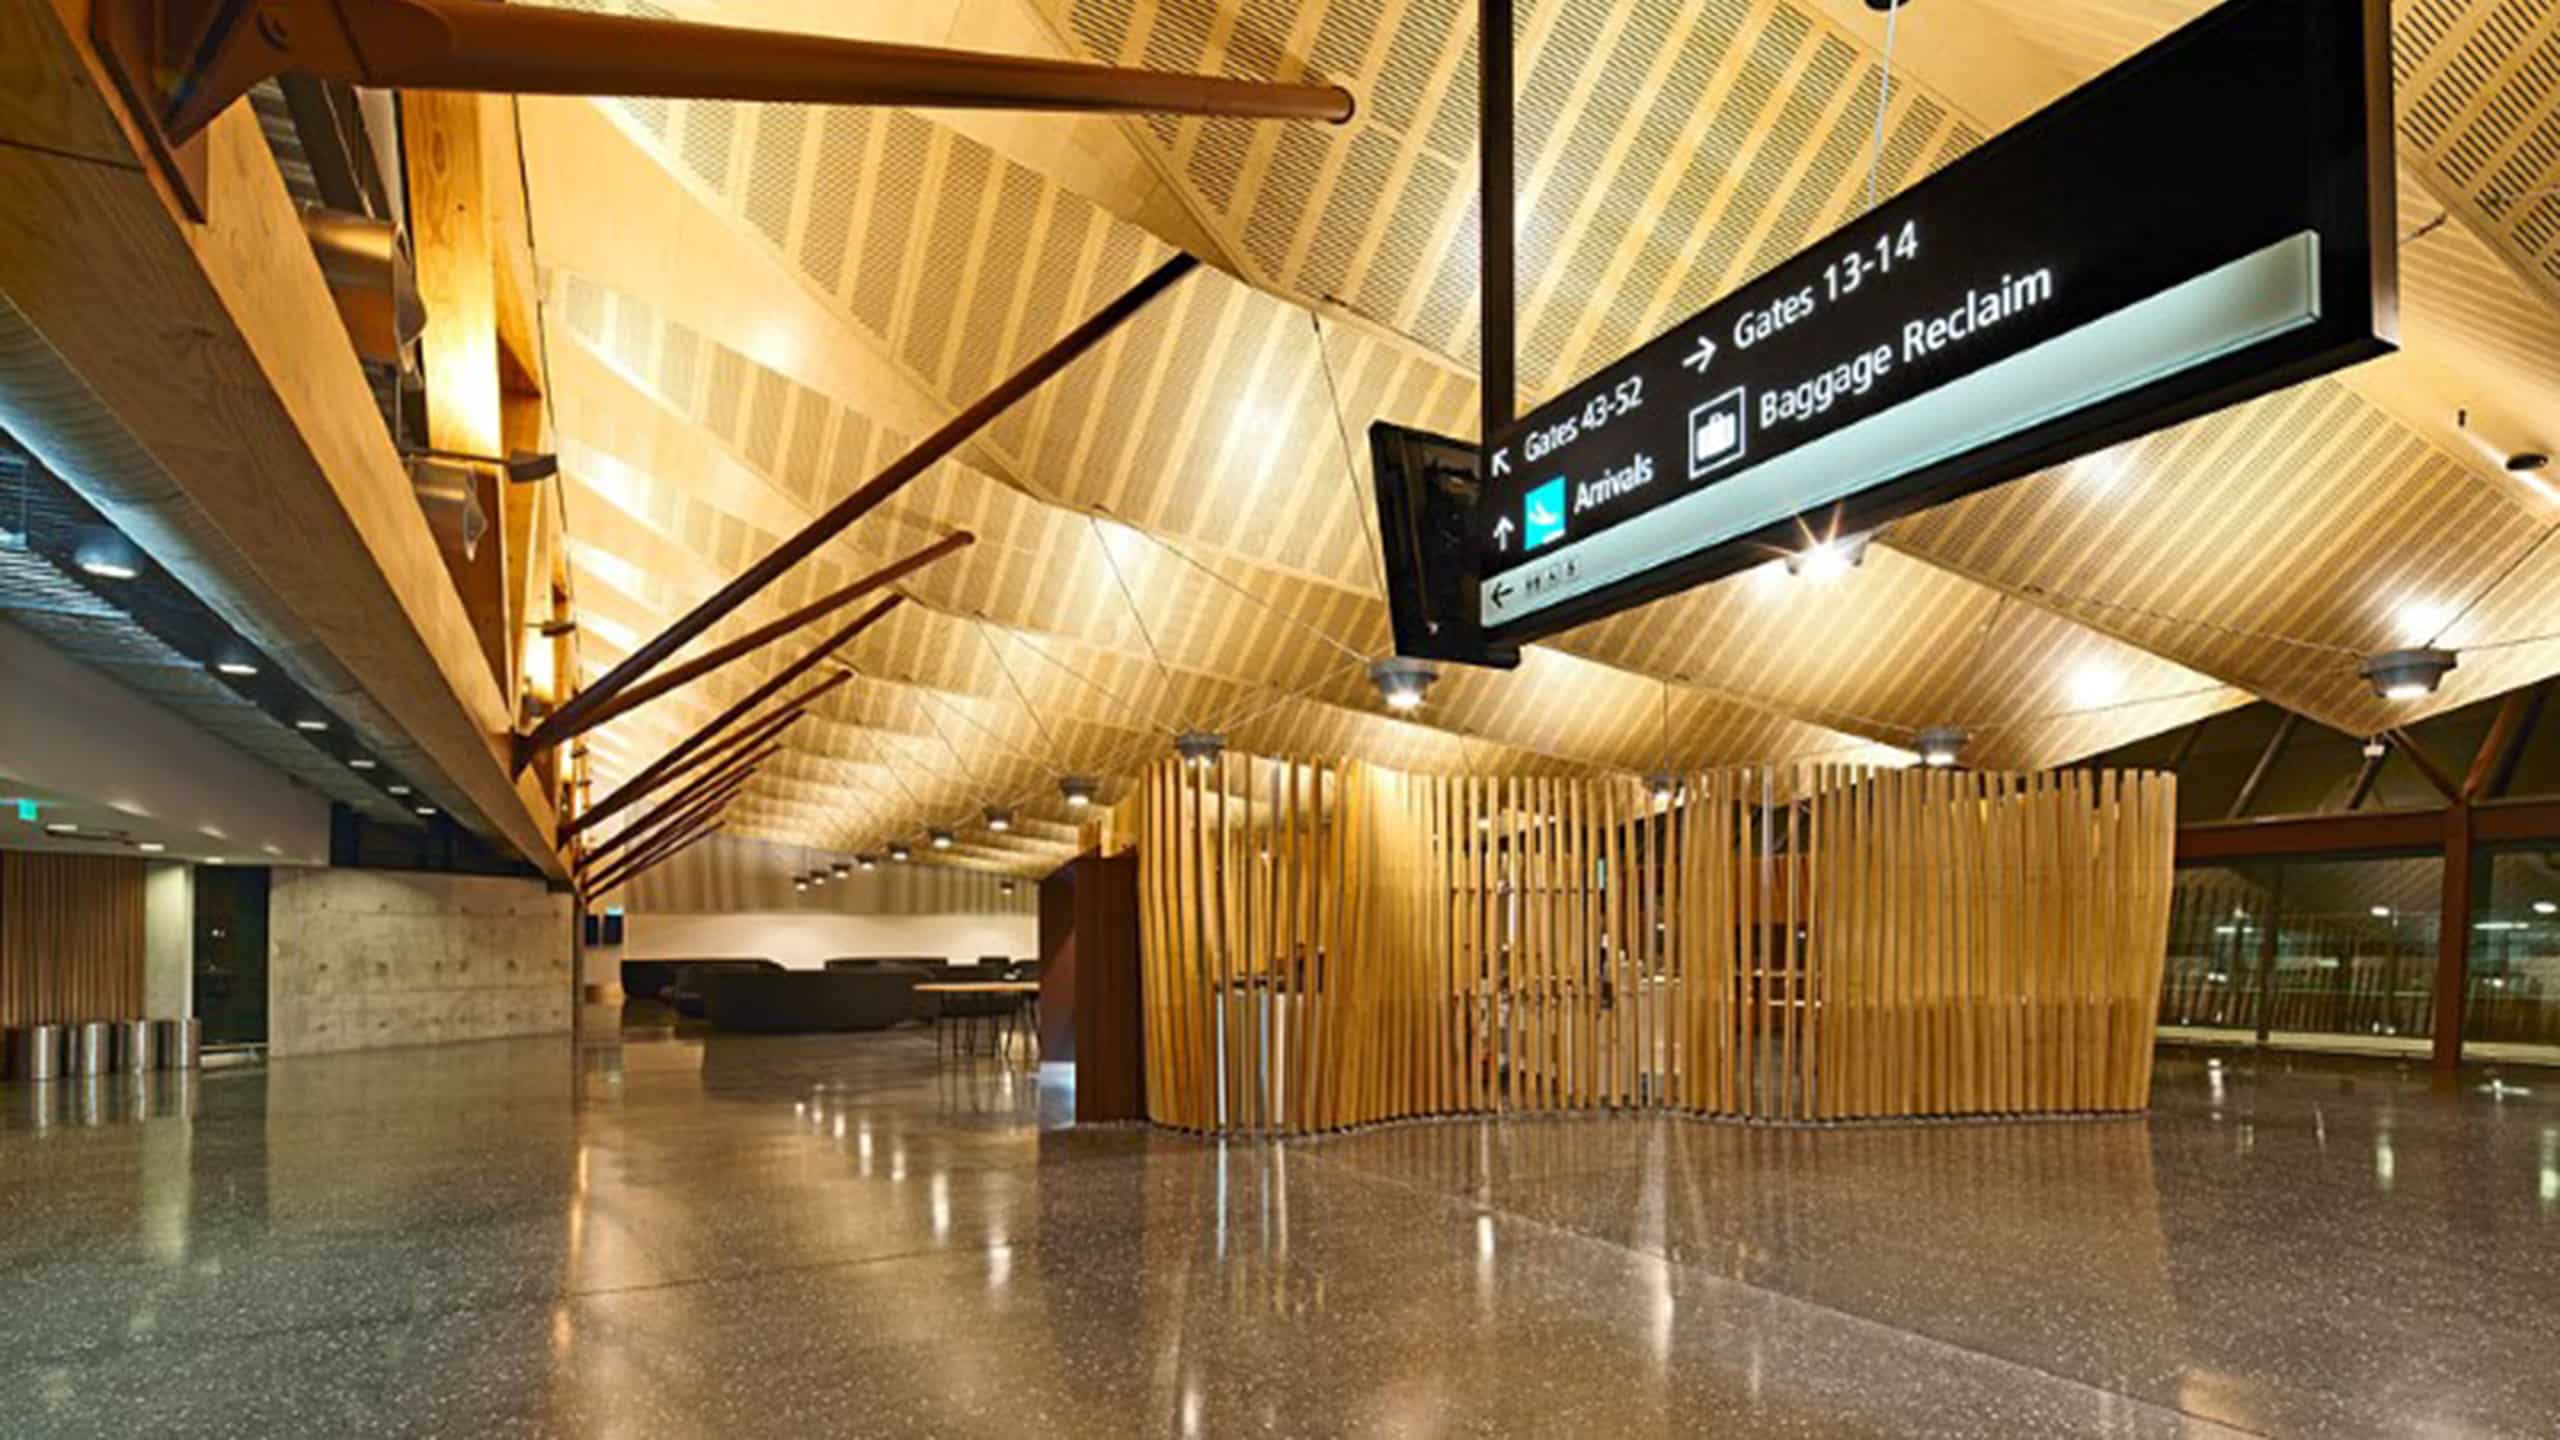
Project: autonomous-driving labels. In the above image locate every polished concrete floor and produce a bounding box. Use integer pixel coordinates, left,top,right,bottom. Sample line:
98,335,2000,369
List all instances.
2,1019,2555,1438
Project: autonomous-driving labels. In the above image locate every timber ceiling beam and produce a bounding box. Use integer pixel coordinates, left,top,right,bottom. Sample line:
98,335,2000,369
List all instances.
1,3,567,876
88,0,1352,221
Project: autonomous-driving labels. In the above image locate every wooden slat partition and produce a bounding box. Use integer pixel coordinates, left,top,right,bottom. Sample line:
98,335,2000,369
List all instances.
0,851,149,1027
1136,757,2177,1134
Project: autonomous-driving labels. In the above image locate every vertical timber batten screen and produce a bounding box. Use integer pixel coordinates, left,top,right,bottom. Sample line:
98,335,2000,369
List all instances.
1137,757,2176,1134
0,851,148,1027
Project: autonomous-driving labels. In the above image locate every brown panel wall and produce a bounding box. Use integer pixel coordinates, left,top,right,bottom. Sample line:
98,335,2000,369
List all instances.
1036,866,1077,1063
0,851,148,1026
1071,854,1144,1124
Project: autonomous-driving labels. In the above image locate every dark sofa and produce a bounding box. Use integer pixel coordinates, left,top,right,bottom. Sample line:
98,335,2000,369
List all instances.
703,968,921,1033
623,957,782,1005
655,960,785,1017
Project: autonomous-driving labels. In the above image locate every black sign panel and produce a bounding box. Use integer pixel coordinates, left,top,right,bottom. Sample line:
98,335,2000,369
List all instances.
1450,0,2393,649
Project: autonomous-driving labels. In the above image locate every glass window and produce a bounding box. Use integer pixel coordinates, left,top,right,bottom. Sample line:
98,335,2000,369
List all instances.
2262,857,2439,1049
2467,850,2560,1063
2162,855,2441,1056
2160,865,2270,1035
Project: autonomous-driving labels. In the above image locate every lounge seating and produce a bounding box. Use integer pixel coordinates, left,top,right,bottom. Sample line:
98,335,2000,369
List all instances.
703,969,920,1033
657,959,784,1017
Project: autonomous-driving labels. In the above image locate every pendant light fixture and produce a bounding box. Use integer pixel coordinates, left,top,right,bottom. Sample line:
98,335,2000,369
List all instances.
1367,656,1441,712
1176,731,1226,768
2360,647,2456,701
1916,727,1969,768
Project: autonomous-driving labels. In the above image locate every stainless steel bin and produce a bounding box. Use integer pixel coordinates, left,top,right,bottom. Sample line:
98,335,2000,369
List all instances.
7,1025,64,1083
115,1019,157,1073
67,1021,112,1077
155,1018,202,1071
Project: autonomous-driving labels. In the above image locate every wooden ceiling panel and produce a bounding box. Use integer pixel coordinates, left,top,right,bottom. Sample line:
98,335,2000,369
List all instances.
522,0,2560,862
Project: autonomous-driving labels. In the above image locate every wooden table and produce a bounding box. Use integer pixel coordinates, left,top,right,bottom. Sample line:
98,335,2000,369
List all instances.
914,981,1042,1061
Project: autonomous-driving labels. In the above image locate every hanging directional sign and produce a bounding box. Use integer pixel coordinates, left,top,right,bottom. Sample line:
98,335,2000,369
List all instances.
1433,0,2394,655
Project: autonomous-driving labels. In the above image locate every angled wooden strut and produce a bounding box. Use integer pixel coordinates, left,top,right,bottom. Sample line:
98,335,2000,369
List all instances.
515,252,1198,774
586,820,726,902
576,744,772,875
518,530,970,764
92,0,1352,216
579,785,743,894
560,599,896,843
626,690,824,804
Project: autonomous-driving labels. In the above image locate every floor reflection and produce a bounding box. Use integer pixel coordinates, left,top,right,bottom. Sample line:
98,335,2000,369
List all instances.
0,1025,2553,1437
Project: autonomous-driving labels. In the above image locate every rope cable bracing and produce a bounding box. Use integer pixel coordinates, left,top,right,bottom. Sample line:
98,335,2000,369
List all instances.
1862,0,1902,215
2416,515,2560,652
1118,518,1374,666
1310,310,1393,606
2002,581,2365,657
908,684,1059,809
909,687,1002,801
1087,514,1183,725
1000,625,1180,737
975,619,1068,771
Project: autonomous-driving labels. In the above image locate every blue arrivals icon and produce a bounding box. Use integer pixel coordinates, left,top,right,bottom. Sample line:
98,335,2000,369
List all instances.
1524,477,1567,550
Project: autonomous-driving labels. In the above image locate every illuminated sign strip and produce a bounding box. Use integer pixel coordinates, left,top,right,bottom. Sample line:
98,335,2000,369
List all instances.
1481,231,2319,626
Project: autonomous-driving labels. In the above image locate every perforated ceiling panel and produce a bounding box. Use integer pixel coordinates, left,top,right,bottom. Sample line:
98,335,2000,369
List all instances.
515,0,2560,861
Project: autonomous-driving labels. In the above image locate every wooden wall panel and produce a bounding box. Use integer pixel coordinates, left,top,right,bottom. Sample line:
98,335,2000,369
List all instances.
1136,757,2176,1135
0,851,148,1027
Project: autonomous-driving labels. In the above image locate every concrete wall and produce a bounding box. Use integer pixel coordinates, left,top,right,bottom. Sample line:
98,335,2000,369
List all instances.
143,860,192,1020
619,910,1037,972
269,869,571,1055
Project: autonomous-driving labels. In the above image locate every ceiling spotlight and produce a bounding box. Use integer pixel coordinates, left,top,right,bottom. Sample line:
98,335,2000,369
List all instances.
831,860,850,878
76,554,140,581
889,844,912,862
999,880,1017,894
1916,726,1969,768
857,854,878,871
2361,736,2388,759
205,856,224,865
348,757,377,770
45,821,77,835
2371,906,2394,919
136,841,165,853
793,874,809,892
2535,900,2557,916
984,806,1013,833
1784,531,1869,580
415,804,439,817
2360,647,2456,701
212,658,260,678
1060,774,1099,808
930,829,955,850
811,869,827,886
1368,656,1442,713
387,783,412,796
1647,771,1679,803
1175,730,1226,768
294,718,329,732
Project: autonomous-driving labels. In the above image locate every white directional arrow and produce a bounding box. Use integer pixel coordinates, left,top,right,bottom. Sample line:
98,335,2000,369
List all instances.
1491,515,1515,552
1490,446,1512,477
1681,335,1718,374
